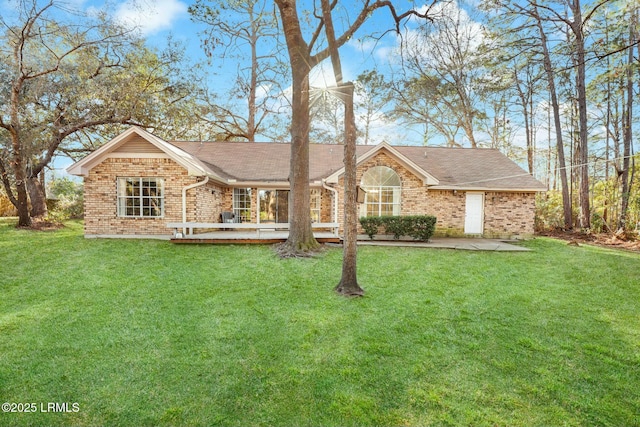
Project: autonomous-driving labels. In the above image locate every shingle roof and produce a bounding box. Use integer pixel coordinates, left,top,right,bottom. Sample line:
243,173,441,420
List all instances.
170,140,546,191
170,141,362,182
393,146,546,190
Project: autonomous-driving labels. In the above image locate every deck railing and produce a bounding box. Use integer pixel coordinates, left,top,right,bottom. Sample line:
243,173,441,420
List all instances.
167,222,340,238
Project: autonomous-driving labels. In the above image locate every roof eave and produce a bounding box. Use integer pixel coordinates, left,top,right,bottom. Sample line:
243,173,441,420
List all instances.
429,185,547,192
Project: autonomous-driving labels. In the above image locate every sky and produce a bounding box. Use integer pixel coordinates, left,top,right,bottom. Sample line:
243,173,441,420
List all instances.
2,0,480,136
103,0,413,88
95,0,484,145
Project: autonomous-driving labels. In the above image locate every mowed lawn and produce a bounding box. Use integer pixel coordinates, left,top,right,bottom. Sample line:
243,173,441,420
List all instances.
0,220,639,427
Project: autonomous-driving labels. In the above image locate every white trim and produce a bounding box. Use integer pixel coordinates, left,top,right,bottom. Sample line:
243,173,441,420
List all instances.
117,177,165,218
167,221,340,237
361,166,402,217
322,180,339,225
232,187,252,222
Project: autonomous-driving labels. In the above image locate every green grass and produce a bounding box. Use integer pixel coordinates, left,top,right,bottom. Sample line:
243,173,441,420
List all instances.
0,219,639,426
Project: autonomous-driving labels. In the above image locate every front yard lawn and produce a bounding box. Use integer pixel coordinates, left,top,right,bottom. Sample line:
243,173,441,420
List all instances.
0,219,639,426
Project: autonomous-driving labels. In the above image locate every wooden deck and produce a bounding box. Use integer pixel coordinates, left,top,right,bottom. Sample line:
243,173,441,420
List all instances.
167,221,341,244
170,230,341,244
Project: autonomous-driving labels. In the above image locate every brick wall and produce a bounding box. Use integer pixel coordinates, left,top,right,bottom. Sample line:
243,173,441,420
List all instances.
319,188,334,223
195,182,225,223
484,192,536,238
330,151,537,238
84,157,221,236
425,190,467,236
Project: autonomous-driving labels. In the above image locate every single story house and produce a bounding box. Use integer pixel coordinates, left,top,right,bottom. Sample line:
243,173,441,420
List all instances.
67,126,546,239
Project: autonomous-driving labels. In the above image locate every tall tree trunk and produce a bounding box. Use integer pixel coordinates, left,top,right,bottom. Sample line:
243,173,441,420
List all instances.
335,83,363,296
10,140,31,227
318,0,362,294
618,7,636,230
287,63,318,251
27,175,48,218
276,0,319,253
0,152,29,226
534,7,572,229
572,0,590,229
514,67,534,174
8,47,31,226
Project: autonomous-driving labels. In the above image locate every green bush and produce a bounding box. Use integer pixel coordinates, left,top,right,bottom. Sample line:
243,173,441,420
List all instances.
359,215,437,241
407,215,437,241
535,191,565,231
359,216,382,239
381,216,407,240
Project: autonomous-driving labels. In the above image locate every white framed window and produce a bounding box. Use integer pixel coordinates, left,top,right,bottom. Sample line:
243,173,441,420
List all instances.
117,177,164,218
233,188,252,222
310,189,321,222
361,166,401,217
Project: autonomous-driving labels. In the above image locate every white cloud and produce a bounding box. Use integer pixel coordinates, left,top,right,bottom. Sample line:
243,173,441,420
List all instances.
114,0,188,36
255,83,272,101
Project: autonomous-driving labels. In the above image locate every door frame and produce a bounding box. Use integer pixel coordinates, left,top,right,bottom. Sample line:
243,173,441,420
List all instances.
464,192,485,235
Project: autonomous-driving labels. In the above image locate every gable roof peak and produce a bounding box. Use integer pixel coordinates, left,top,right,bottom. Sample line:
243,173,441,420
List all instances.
66,126,225,182
324,141,440,186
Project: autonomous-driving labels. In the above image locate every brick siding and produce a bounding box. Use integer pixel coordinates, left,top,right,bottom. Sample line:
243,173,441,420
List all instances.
84,157,221,236
331,152,537,238
484,192,536,238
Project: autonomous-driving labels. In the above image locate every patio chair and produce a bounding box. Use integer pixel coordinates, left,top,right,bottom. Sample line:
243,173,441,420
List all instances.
221,211,235,223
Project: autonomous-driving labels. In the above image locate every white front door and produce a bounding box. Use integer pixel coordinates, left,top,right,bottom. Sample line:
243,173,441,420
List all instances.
464,193,484,234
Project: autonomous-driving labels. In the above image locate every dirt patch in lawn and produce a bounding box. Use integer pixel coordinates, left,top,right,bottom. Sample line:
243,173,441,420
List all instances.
18,218,65,231
537,229,640,253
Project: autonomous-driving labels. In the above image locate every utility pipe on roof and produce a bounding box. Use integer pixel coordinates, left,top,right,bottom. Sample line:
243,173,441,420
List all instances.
322,179,339,234
181,176,209,236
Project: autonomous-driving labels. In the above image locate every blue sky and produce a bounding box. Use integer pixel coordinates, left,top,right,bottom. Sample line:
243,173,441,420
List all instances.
103,0,413,87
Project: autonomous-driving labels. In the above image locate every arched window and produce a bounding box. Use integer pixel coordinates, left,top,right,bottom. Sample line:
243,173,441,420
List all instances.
361,166,401,216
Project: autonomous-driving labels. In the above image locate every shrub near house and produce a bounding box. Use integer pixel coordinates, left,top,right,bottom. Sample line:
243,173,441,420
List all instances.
360,215,437,241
